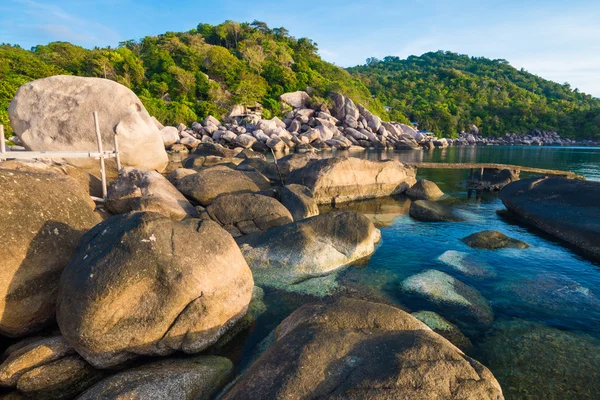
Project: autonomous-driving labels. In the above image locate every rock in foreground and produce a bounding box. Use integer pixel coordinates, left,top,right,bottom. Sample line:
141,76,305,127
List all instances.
221,298,503,400
462,230,529,250
237,211,380,288
0,169,101,337
78,356,232,400
57,212,253,368
499,177,600,259
288,157,416,205
8,76,168,172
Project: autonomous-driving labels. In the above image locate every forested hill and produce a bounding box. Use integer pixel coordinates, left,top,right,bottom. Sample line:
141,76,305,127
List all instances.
348,51,600,138
0,20,384,136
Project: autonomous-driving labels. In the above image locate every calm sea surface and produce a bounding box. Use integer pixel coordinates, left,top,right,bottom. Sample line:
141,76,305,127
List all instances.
234,146,600,400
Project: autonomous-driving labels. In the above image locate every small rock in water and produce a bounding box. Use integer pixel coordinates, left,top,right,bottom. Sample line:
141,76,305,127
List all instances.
409,200,464,222
437,250,496,278
461,230,529,250
406,179,444,200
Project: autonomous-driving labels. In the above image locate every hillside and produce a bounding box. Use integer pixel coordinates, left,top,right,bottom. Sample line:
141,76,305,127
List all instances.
348,51,600,138
0,20,384,137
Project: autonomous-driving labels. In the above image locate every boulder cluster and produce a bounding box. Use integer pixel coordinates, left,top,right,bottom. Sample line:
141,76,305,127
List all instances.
453,129,599,146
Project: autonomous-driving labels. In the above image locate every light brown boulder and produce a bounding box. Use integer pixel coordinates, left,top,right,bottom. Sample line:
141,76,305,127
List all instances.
8,76,168,172
0,169,101,337
276,184,319,221
280,91,310,109
288,157,416,204
406,179,444,200
221,298,503,400
205,193,293,237
57,212,254,368
462,230,530,250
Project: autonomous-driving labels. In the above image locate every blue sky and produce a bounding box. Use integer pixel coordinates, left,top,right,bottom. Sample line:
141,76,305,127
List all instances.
1,0,599,96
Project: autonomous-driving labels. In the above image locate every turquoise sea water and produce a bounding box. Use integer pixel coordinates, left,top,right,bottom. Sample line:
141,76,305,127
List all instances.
234,146,600,400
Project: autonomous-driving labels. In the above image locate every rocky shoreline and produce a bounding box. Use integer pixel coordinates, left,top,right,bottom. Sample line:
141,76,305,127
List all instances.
1,76,599,399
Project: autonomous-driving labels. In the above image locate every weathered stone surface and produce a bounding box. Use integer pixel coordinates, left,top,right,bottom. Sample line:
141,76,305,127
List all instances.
160,126,179,147
193,143,239,158
57,212,254,368
288,157,416,205
205,193,293,237
409,200,464,222
0,169,100,337
176,166,269,206
78,356,233,400
106,167,198,220
15,355,102,400
400,270,494,330
406,179,444,200
167,168,197,185
276,184,319,221
222,298,503,400
437,250,496,279
280,91,310,109
411,311,473,353
8,76,168,172
470,169,519,191
237,211,380,288
264,153,318,181
461,230,529,250
499,177,600,259
0,336,74,387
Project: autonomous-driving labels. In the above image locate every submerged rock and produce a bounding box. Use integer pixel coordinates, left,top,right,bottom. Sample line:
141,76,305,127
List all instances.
78,356,233,400
221,298,503,399
237,211,380,289
499,177,600,259
411,311,473,353
400,270,494,329
437,250,496,279
320,195,411,228
476,319,600,400
409,200,464,222
406,179,444,200
461,230,529,250
0,169,101,337
57,212,254,368
288,157,416,205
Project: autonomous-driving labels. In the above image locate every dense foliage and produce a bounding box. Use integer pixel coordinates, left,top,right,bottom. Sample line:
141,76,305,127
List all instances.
1,20,383,137
349,51,600,138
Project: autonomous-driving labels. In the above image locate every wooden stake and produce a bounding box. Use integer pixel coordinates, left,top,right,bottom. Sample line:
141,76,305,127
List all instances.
0,125,5,161
113,132,122,171
479,167,484,182
93,112,107,199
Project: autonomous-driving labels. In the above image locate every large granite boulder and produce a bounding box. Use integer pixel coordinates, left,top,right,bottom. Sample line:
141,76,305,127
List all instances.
330,93,359,128
204,193,293,237
499,177,600,259
8,76,168,172
78,356,232,400
411,311,473,353
409,200,464,222
288,157,416,205
106,167,198,220
264,153,318,181
400,270,494,330
176,166,270,206
0,169,101,337
237,211,381,288
461,230,529,250
280,91,310,109
56,212,254,368
276,184,319,221
406,179,444,200
221,298,503,400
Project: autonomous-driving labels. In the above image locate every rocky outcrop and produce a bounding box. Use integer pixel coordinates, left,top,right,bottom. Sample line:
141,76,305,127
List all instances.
499,177,600,259
57,212,254,368
468,169,519,191
8,76,168,172
461,230,529,250
0,169,100,337
204,193,293,237
280,91,310,109
275,184,319,221
221,298,503,400
106,167,198,220
288,157,416,205
400,270,494,330
237,211,380,288
409,200,464,222
406,179,444,200
78,356,232,400
264,153,318,181
176,165,270,206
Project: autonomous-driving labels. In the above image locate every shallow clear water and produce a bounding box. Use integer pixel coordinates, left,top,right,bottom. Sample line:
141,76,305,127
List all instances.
234,146,600,400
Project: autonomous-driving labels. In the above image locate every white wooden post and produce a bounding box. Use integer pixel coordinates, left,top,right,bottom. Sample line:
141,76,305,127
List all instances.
0,125,5,161
113,132,122,171
93,112,108,199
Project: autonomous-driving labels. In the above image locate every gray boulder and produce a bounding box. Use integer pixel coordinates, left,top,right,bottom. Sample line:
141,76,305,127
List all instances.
205,193,293,237
237,211,380,288
330,93,359,128
0,169,100,337
288,157,416,205
106,167,198,220
276,184,319,221
265,153,318,181
57,212,254,368
280,91,310,109
500,177,600,259
461,230,529,250
221,298,503,400
409,200,464,222
8,76,168,172
160,126,180,147
78,356,232,400
406,179,444,200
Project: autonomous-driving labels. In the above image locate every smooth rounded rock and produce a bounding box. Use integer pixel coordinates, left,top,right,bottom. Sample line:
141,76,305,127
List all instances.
409,200,464,222
406,179,444,200
461,230,529,250
411,311,473,353
276,184,319,221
